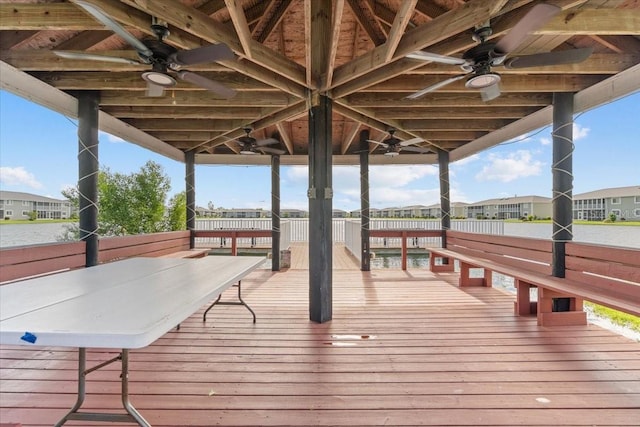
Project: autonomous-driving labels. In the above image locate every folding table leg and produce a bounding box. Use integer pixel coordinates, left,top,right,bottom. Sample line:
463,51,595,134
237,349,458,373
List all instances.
54,348,151,426
203,280,257,323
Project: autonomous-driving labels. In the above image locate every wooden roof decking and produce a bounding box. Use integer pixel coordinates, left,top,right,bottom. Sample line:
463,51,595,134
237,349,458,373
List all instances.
1,266,639,426
1,0,639,165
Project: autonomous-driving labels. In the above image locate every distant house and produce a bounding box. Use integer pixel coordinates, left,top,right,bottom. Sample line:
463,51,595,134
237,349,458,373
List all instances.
281,209,307,218
332,209,348,218
465,196,552,220
0,190,74,220
573,186,640,221
216,208,267,218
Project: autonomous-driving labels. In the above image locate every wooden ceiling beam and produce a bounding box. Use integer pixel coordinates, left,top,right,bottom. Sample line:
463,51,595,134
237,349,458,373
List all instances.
400,118,512,131
383,0,417,62
346,0,385,46
101,106,272,119
0,4,102,30
253,0,293,44
373,106,541,119
322,0,345,90
0,30,38,49
124,118,246,131
275,122,295,155
147,131,227,141
590,35,640,53
309,0,332,90
407,54,640,75
31,71,274,91
346,92,553,107
54,30,114,50
364,74,605,92
538,9,640,35
98,91,298,107
340,121,361,155
414,0,448,19
224,0,253,59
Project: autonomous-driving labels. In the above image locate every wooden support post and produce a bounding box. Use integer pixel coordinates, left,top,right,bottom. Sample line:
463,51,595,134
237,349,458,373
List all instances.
231,232,237,256
438,149,451,249
308,94,333,323
77,91,99,267
401,231,407,271
515,280,536,316
538,287,586,326
185,150,196,249
552,92,574,278
271,155,281,271
359,129,371,272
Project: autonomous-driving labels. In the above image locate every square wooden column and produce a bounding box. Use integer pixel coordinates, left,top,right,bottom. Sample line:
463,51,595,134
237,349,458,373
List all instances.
185,150,196,248
308,95,333,323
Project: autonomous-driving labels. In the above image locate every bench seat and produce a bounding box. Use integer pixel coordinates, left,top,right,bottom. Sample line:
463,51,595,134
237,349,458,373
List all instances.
429,232,640,327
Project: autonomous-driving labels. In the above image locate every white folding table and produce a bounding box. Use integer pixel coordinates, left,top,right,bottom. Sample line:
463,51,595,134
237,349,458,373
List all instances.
0,255,266,426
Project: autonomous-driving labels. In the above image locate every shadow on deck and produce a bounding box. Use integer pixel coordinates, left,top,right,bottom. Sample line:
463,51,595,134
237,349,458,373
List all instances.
1,263,639,426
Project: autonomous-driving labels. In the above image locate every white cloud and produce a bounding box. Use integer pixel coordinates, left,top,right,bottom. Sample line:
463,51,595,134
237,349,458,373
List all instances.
99,131,125,143
475,150,543,183
540,136,552,145
0,166,43,189
573,123,590,140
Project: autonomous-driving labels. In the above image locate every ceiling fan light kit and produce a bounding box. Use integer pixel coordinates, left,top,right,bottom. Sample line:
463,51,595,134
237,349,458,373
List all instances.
465,72,501,89
141,70,177,87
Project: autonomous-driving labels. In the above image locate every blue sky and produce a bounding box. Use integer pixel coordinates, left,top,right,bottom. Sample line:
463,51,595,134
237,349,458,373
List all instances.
1,90,638,212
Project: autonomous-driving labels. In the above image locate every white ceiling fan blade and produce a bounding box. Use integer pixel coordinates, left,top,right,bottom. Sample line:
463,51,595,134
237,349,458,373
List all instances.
366,139,388,148
260,147,286,155
400,137,423,147
494,3,560,55
401,146,430,154
53,51,141,65
71,0,153,58
177,71,236,99
406,75,466,100
406,51,466,65
255,138,279,147
145,82,164,97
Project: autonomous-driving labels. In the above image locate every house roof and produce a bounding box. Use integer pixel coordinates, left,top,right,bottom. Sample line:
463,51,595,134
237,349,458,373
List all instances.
466,195,552,206
1,1,638,166
0,190,68,203
574,185,640,200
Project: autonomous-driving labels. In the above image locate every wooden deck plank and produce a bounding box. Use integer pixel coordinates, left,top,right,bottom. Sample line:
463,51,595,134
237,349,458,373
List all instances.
1,259,639,427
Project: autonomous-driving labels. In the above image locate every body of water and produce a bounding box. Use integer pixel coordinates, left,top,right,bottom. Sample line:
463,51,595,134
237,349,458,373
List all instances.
1,220,638,248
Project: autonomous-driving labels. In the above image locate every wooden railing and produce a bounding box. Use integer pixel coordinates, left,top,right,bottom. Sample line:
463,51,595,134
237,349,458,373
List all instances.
98,231,191,263
194,229,272,255
370,229,442,270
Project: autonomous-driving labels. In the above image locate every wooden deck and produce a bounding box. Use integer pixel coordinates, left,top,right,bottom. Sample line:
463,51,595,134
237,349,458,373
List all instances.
1,258,639,426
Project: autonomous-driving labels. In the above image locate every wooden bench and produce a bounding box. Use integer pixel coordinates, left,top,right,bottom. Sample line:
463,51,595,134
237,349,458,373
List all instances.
429,231,640,326
0,241,86,284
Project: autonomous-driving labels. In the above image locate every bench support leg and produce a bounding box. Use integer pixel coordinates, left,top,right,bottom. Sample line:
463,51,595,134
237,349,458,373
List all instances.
514,280,537,316
55,348,150,427
459,262,487,287
537,288,587,326
203,280,257,323
429,253,455,273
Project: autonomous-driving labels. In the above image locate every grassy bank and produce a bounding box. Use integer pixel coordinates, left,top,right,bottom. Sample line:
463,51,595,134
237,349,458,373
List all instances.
505,219,640,226
586,302,640,332
0,219,75,225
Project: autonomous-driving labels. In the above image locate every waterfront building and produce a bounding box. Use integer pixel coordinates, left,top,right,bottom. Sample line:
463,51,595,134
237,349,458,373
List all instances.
0,190,74,220
573,185,640,221
465,196,552,220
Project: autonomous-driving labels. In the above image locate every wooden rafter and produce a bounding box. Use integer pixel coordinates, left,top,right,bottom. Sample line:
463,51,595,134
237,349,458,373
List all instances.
383,0,417,62
341,121,361,154
253,0,293,44
224,0,253,59
345,0,385,46
323,0,345,90
275,122,295,154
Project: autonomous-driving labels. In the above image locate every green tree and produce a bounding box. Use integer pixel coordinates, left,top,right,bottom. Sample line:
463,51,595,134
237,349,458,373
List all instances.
99,161,171,235
166,191,187,231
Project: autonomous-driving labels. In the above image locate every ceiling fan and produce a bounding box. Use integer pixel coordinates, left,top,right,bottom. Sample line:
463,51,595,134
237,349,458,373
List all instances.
234,128,285,155
367,129,430,157
54,0,236,98
405,3,593,101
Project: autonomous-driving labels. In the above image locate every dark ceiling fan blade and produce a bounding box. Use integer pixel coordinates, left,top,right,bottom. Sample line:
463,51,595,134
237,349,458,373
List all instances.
177,71,236,99
400,137,424,147
171,44,235,66
406,51,467,66
255,138,279,147
401,146,430,153
53,51,142,65
145,81,165,97
480,83,501,102
406,75,466,100
494,3,560,55
71,0,153,58
504,47,593,69
260,147,286,155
